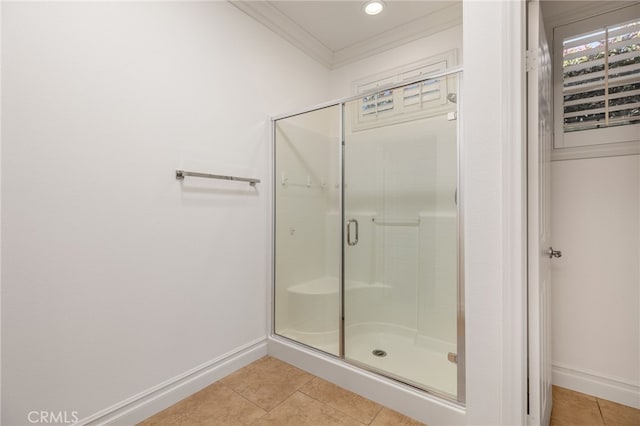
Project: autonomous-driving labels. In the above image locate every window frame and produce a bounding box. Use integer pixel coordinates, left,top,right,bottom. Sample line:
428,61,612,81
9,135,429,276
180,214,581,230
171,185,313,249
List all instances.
552,4,640,159
350,50,458,132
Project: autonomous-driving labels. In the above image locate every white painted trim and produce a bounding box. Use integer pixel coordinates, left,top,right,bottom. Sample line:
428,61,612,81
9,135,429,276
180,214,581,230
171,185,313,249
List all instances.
348,50,458,131
502,0,527,425
229,0,461,70
527,2,555,425
0,1,3,420
268,336,466,425
552,363,640,409
543,1,638,33
331,4,462,69
76,338,268,426
462,0,528,422
551,140,640,161
229,0,333,68
551,4,640,152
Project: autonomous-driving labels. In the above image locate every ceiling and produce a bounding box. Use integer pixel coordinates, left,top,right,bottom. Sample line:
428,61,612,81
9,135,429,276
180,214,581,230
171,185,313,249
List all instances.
230,1,639,69
231,1,462,69
540,1,638,28
269,1,455,52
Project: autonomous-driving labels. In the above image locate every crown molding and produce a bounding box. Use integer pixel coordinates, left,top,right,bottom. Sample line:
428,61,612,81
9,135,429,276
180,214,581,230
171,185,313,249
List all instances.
230,1,334,68
543,1,638,30
229,1,462,70
332,3,462,68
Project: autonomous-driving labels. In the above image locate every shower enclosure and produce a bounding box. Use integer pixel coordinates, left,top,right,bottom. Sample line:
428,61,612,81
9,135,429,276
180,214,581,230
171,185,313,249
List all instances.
272,69,463,402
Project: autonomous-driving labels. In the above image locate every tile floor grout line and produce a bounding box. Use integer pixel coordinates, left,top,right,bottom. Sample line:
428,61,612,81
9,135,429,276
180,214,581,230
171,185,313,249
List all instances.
299,373,317,388
221,356,316,414
221,383,270,419
595,398,606,426
287,372,320,409
369,406,385,426
297,385,376,425
273,388,370,425
262,388,306,415
368,405,384,425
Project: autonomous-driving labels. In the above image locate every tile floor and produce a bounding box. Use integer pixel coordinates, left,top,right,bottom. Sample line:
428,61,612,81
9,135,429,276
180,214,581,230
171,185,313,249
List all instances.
139,356,423,425
550,385,640,426
139,356,640,426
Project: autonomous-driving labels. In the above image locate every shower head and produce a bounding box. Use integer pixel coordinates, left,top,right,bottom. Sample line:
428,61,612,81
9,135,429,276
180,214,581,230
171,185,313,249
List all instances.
447,93,457,104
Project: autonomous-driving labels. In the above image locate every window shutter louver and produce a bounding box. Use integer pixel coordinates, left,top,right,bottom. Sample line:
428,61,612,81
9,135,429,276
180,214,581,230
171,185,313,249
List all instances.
562,19,640,133
362,89,394,116
351,50,457,131
402,79,441,107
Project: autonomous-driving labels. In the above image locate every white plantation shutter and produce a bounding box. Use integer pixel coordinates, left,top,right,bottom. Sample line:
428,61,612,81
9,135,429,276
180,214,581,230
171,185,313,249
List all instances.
352,51,456,131
402,79,442,107
399,63,444,109
361,89,394,116
561,19,640,133
358,75,396,119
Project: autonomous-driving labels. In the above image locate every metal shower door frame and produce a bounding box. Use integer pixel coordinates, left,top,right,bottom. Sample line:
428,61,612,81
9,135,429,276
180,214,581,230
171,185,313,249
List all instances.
270,66,465,404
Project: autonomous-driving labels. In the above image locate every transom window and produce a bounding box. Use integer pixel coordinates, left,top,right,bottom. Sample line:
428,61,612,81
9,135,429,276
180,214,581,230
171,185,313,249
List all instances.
351,50,457,131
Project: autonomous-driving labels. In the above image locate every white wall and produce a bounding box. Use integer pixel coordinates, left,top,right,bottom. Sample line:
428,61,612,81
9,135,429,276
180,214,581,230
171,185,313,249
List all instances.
1,2,330,424
551,154,640,407
328,24,462,99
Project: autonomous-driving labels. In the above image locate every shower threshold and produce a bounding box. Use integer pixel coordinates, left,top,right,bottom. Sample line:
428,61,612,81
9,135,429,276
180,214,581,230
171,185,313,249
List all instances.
279,322,457,398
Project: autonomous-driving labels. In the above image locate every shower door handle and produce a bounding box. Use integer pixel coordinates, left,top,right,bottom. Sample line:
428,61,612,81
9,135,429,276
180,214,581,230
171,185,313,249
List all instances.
347,219,359,246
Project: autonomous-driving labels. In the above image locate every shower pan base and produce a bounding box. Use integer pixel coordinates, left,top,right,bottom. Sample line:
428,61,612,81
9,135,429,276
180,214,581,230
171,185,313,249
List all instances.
268,335,465,425
279,322,456,397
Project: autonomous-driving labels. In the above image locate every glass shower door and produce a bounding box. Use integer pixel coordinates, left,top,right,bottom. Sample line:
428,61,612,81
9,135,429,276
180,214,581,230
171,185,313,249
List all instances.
343,75,460,398
273,105,341,356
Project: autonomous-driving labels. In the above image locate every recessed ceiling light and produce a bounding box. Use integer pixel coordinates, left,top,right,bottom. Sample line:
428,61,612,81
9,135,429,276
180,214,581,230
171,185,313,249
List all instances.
364,0,384,15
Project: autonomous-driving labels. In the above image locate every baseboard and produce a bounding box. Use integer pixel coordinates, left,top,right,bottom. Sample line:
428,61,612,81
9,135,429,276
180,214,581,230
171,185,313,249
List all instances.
552,363,640,409
267,335,465,425
77,337,268,426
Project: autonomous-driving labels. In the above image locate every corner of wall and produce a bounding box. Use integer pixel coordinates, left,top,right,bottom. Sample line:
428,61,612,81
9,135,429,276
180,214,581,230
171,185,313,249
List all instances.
84,339,268,426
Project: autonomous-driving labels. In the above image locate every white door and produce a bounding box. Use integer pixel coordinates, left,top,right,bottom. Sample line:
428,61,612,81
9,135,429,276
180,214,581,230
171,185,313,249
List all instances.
527,1,554,425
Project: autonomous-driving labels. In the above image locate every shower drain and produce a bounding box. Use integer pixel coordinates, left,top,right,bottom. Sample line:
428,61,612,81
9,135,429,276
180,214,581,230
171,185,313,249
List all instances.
372,349,387,357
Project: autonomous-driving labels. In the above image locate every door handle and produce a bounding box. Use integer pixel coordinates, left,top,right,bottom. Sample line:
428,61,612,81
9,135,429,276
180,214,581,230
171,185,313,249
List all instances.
548,247,562,259
347,219,359,246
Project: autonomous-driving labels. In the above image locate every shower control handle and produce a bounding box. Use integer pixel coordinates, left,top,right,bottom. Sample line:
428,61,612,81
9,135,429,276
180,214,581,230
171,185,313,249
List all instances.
347,219,359,246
